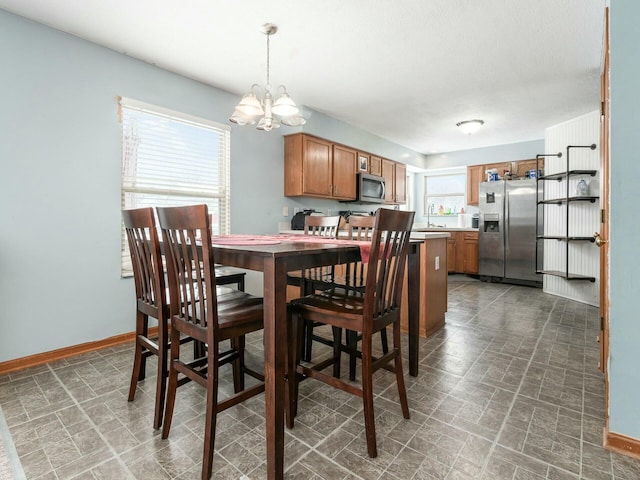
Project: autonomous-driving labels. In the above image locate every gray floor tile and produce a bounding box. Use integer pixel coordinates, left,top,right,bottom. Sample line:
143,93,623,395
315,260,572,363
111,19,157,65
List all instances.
1,278,640,479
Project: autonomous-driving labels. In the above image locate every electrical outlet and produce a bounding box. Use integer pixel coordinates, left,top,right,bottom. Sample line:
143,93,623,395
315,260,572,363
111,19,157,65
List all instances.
435,256,440,271
282,206,289,217
327,209,333,216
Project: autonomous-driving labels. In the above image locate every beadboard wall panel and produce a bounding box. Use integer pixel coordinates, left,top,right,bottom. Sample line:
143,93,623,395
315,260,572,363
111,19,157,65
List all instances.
543,110,600,306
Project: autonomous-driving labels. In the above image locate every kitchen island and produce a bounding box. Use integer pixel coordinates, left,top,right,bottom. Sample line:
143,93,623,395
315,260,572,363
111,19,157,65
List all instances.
282,228,450,338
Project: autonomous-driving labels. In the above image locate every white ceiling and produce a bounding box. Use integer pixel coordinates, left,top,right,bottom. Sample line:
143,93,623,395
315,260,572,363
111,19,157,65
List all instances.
0,0,605,154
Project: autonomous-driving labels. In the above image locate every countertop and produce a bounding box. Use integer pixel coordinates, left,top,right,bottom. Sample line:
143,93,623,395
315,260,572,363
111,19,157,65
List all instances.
278,229,450,240
413,227,478,232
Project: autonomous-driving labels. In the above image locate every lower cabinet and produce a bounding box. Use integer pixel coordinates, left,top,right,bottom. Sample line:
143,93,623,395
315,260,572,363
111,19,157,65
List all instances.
444,231,478,274
462,232,478,274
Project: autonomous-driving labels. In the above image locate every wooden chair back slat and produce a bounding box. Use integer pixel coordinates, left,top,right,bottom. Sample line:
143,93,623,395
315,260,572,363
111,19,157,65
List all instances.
304,215,341,238
157,204,219,336
123,208,165,311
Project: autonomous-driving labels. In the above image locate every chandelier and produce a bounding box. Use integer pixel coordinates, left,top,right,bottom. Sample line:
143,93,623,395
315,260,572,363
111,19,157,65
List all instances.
229,23,306,131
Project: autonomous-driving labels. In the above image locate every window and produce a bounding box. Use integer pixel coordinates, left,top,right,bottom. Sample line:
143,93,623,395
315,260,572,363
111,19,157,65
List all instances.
423,173,465,220
120,97,231,276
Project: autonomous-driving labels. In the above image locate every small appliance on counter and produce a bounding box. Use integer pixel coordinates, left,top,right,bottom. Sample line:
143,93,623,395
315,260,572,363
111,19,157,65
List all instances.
290,209,315,230
471,214,479,228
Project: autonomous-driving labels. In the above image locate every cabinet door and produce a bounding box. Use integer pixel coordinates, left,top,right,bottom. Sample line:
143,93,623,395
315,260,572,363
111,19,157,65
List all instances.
485,162,512,178
467,165,484,206
382,159,395,203
513,158,544,178
370,155,382,176
446,236,457,273
332,144,357,200
462,232,479,274
302,136,333,196
395,163,407,204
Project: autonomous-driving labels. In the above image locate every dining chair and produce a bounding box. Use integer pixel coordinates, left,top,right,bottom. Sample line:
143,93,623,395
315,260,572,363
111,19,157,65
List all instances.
333,215,389,381
157,204,265,480
287,208,415,458
286,215,341,361
123,207,250,430
123,207,173,430
298,215,389,378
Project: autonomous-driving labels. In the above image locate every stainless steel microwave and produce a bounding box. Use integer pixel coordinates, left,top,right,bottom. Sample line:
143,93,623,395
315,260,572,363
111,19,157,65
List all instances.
357,173,386,203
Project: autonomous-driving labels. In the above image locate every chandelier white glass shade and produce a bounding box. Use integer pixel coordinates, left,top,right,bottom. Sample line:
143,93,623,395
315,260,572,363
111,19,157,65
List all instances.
229,24,306,131
456,119,484,135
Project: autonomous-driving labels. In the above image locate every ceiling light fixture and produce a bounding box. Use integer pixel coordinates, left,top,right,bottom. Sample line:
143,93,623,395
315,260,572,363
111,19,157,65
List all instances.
456,119,485,135
229,23,306,131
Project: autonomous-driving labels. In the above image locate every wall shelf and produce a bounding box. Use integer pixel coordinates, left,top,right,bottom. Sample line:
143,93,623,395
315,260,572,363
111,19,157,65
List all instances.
535,144,598,282
538,196,599,205
537,235,596,242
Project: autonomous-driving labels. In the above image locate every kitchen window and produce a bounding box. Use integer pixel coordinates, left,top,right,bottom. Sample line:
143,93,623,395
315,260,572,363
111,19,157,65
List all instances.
423,172,465,222
119,97,231,276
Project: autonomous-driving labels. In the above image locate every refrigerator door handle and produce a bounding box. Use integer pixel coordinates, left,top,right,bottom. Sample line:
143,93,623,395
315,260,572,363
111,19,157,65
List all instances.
504,190,509,255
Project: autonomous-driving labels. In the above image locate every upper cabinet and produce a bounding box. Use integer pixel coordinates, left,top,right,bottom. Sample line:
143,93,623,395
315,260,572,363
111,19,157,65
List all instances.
467,159,545,205
332,144,358,199
466,165,484,206
369,155,382,176
381,159,395,203
381,159,406,205
284,133,356,200
284,133,405,204
395,162,407,204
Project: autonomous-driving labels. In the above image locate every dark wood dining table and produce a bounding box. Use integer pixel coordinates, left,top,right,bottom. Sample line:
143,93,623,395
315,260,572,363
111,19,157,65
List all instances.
211,236,421,480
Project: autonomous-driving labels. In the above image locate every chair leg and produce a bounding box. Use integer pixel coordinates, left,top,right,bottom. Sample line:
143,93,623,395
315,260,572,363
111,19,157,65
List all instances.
361,332,378,458
161,329,181,440
231,336,245,393
347,330,358,381
303,319,314,362
153,322,169,430
393,322,410,419
202,344,219,480
332,327,342,378
128,312,147,402
286,306,301,429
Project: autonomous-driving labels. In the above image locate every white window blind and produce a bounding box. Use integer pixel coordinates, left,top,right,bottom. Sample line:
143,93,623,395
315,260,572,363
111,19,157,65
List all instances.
119,97,231,276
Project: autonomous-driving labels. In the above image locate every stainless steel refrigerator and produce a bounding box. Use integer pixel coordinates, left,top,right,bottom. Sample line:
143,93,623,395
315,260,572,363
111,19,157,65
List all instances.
478,179,543,285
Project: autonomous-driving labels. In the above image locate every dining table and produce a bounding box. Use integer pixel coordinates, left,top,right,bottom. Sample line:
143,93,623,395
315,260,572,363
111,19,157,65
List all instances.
210,234,422,480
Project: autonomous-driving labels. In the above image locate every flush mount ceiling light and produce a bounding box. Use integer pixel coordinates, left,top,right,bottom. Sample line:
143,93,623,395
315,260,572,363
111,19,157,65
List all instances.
229,23,306,131
456,119,485,135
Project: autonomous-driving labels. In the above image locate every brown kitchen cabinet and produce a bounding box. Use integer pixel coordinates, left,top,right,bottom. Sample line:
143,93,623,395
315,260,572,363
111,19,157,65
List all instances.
394,162,407,204
513,158,544,178
284,133,356,201
442,230,478,274
446,235,457,273
381,158,395,203
466,165,484,205
467,159,546,205
332,144,358,199
381,158,406,204
369,155,382,176
462,232,479,274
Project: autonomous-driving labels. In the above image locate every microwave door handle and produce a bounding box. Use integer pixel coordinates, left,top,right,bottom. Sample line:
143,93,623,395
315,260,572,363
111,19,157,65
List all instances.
381,181,386,199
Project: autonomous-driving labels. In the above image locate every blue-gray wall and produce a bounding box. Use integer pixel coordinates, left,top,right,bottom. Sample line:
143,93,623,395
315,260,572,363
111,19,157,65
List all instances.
0,10,424,362
609,0,640,440
425,140,545,170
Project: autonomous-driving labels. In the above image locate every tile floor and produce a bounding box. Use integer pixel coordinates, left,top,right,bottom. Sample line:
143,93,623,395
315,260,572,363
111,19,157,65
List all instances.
1,276,640,479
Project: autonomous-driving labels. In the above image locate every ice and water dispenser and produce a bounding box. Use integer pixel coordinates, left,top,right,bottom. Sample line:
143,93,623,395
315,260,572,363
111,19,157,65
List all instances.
483,213,500,232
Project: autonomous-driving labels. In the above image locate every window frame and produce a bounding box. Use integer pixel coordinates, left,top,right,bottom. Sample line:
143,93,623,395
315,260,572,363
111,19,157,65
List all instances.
119,97,231,277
